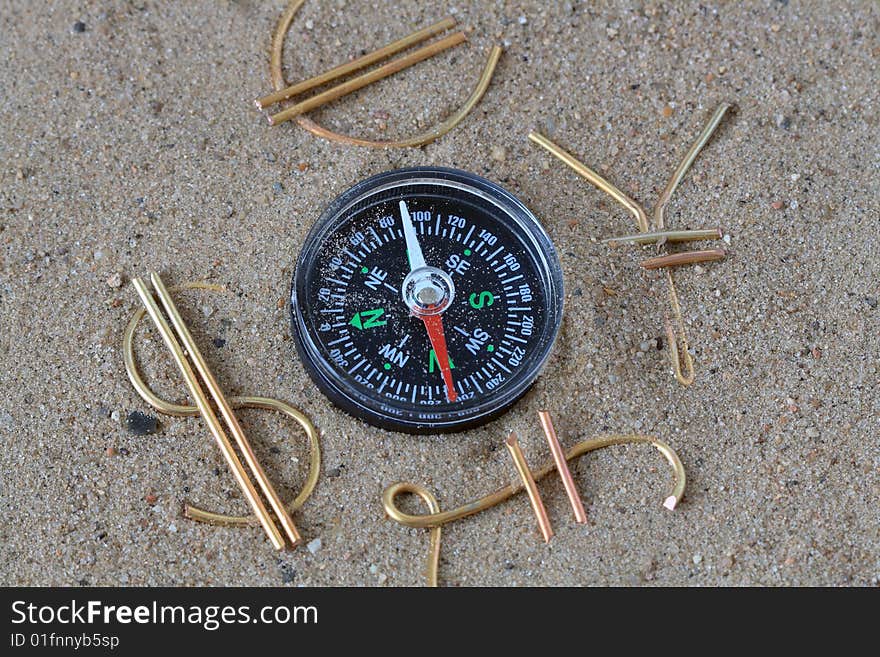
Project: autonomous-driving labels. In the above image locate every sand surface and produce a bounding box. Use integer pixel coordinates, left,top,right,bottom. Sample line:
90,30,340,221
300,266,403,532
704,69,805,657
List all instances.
1,0,877,586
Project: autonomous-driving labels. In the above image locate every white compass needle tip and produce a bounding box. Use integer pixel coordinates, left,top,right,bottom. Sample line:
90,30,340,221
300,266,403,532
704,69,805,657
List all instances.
400,200,427,271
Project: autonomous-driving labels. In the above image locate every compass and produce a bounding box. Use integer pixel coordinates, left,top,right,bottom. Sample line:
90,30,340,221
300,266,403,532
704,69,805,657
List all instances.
290,167,564,433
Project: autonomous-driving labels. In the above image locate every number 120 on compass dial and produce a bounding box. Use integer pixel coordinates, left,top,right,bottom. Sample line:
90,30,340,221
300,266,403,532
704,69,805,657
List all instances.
291,167,564,433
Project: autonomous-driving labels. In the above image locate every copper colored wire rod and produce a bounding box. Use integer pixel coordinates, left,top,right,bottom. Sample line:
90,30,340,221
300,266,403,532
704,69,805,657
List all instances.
268,32,467,126
131,278,286,550
255,17,456,109
269,0,502,147
538,411,587,524
641,248,726,270
123,282,321,529
148,273,303,548
504,433,554,542
384,433,685,586
604,227,723,247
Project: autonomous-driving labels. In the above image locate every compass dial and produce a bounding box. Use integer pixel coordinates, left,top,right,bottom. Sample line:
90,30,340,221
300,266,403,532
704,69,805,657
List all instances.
291,167,563,433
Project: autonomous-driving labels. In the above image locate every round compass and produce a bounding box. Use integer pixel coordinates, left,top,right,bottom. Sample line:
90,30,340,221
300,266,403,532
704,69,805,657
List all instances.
290,167,564,433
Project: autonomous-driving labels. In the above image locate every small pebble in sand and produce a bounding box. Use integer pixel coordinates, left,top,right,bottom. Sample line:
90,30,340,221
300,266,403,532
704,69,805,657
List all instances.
518,15,528,25
106,272,123,288
168,523,177,533
490,145,507,162
201,305,214,317
305,19,314,30
307,538,322,554
662,104,674,118
73,21,86,33
771,200,784,210
692,554,703,565
105,446,117,457
126,410,158,435
145,493,158,505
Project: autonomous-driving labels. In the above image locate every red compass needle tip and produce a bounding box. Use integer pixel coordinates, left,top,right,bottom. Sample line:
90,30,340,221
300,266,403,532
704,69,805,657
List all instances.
420,313,457,403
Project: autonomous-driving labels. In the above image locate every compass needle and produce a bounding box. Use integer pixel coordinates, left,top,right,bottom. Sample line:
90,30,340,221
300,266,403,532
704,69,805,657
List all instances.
399,200,427,271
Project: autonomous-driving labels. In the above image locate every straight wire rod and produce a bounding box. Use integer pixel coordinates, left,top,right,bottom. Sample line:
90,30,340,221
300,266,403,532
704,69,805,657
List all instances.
149,273,302,548
654,103,732,229
538,411,587,524
255,16,456,109
268,32,467,126
131,278,285,550
528,131,650,232
505,433,553,542
641,248,726,270
604,227,723,247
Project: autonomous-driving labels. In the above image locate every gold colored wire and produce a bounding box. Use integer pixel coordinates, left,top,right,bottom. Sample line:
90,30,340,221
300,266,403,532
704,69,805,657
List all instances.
528,131,650,232
505,433,553,542
652,104,730,386
384,483,442,587
653,104,731,230
603,227,723,247
383,434,685,585
664,270,694,386
256,16,457,109
528,105,732,386
131,277,285,549
268,32,468,126
269,0,502,148
122,283,321,528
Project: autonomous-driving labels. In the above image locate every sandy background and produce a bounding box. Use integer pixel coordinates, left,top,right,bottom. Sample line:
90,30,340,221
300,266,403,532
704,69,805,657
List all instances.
1,0,877,586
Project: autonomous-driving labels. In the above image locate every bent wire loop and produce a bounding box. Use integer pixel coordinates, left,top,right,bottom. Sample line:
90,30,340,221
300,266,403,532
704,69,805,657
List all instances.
383,433,686,586
529,103,732,385
269,0,503,148
123,282,321,528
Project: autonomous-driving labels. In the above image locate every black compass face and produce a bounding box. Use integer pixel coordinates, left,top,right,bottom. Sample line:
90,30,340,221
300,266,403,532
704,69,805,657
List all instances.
291,168,564,433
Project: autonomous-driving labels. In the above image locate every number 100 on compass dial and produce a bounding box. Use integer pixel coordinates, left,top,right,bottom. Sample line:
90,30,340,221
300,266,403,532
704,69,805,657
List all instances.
291,168,564,433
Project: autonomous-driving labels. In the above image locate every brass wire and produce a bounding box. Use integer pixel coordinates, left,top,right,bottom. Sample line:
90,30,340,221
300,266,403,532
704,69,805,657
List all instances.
122,283,321,530
268,32,468,126
130,277,286,549
383,434,685,585
603,227,723,247
528,104,732,386
268,0,502,148
256,17,457,109
528,131,650,233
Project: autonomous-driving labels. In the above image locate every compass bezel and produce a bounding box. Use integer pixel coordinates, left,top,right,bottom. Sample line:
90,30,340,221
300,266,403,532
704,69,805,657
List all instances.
290,167,564,434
